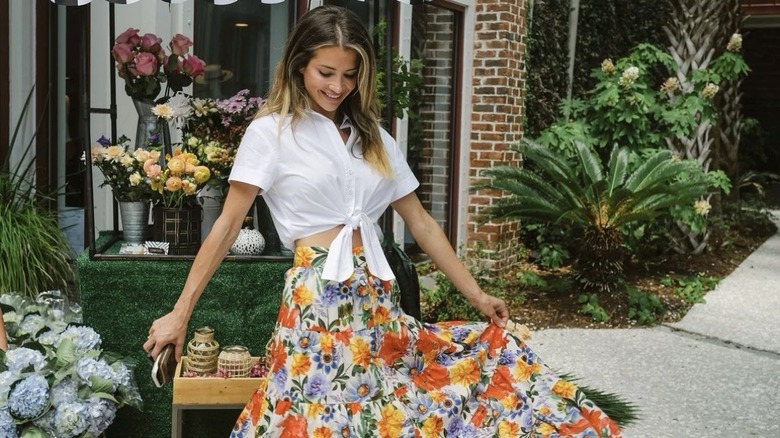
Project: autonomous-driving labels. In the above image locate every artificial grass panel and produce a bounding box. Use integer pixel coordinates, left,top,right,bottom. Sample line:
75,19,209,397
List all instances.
76,249,289,438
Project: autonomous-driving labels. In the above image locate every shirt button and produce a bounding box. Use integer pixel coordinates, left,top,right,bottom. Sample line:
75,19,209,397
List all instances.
347,169,353,175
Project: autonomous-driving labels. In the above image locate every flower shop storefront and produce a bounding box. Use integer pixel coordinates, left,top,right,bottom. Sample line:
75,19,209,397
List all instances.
40,1,460,437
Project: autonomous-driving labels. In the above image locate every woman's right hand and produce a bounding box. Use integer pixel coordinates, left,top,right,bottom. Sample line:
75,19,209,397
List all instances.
143,307,189,362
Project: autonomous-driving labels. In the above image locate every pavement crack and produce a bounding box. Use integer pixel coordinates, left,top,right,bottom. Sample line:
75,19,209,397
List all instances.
659,324,780,360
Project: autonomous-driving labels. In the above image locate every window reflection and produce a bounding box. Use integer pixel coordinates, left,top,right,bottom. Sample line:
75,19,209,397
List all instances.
193,0,291,99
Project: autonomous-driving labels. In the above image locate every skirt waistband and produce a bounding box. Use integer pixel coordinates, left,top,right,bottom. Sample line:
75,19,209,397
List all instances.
293,246,367,269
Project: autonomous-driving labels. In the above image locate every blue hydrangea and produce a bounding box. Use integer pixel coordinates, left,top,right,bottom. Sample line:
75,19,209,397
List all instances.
53,401,89,438
8,374,50,420
4,348,47,374
84,397,117,436
0,372,18,403
49,378,78,407
76,358,117,392
36,321,68,346
110,361,132,389
19,314,46,336
57,326,101,355
0,408,19,438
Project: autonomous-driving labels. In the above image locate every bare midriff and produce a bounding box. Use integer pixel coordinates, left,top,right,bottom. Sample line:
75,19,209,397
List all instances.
294,225,364,249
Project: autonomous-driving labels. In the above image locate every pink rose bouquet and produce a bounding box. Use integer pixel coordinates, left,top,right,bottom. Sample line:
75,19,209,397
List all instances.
111,29,206,102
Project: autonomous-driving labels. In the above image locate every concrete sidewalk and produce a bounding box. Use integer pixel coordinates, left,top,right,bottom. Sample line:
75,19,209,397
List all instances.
529,211,780,437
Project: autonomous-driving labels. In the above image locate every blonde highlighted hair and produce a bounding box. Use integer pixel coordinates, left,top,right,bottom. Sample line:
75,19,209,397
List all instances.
257,5,391,176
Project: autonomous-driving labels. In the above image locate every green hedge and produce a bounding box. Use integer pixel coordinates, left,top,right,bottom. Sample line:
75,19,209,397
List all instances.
76,249,289,438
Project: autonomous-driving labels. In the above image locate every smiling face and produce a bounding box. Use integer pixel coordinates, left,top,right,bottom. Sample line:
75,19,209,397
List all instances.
302,45,359,121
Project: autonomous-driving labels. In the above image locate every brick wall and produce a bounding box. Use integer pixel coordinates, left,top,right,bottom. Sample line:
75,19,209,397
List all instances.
466,0,528,269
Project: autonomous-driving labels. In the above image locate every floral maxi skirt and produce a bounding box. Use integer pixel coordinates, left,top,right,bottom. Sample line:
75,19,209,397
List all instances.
230,247,622,437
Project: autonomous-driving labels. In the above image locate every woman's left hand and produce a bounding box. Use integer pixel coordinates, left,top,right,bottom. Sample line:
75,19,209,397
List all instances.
472,293,510,328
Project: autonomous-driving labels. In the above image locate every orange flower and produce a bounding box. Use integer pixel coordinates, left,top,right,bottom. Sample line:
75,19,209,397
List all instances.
312,425,333,438
278,304,300,328
481,365,514,400
347,402,362,415
295,246,315,267
334,327,353,345
416,329,450,354
369,306,391,326
513,360,540,382
412,362,450,391
278,414,308,438
449,357,481,387
580,406,621,435
421,416,444,438
479,324,508,356
349,338,371,368
378,328,409,366
268,340,288,373
274,398,292,415
378,403,405,438
470,404,488,427
248,388,268,424
290,353,311,376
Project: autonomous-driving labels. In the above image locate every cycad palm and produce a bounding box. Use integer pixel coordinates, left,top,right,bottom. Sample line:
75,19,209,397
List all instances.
479,139,708,294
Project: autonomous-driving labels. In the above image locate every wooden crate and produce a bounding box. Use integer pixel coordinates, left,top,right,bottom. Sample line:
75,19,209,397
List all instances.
172,356,263,406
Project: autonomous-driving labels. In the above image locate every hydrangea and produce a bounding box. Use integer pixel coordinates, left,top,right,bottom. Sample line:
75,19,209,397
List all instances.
49,378,79,407
57,326,101,355
0,408,19,438
4,348,47,374
53,402,89,438
76,358,117,392
8,374,50,420
85,397,117,436
0,372,17,403
18,314,46,336
111,361,133,389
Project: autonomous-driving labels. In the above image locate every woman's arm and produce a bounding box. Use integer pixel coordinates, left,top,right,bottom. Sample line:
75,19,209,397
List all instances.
0,307,7,351
391,192,509,327
143,181,260,361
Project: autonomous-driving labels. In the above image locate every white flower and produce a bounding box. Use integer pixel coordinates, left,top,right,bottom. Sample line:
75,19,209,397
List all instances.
151,103,174,119
619,66,640,88
18,314,46,336
694,199,712,216
5,347,47,374
129,171,143,186
701,82,719,99
727,33,742,52
166,92,193,130
660,77,679,93
601,58,615,74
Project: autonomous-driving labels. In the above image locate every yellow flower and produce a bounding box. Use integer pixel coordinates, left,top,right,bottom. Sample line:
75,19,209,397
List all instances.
552,379,578,399
306,402,324,418
193,166,211,184
349,338,371,368
167,156,186,174
497,420,520,438
105,145,124,161
320,333,334,354
187,136,200,147
499,393,518,410
292,285,313,306
378,403,404,438
129,172,143,186
513,359,540,381
133,148,150,162
660,77,679,93
165,176,182,192
149,150,161,162
701,82,719,100
120,153,135,167
449,357,481,386
181,179,198,196
290,353,311,376
420,416,443,438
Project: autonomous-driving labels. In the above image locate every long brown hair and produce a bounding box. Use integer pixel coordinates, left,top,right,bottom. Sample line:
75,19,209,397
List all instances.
258,5,390,176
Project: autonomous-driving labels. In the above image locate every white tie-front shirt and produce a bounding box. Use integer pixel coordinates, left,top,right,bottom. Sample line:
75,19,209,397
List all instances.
228,110,419,282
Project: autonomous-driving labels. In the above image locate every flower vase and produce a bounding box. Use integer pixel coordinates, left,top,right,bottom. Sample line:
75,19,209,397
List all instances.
118,200,150,244
151,204,202,255
197,184,226,243
132,98,171,152
186,326,220,375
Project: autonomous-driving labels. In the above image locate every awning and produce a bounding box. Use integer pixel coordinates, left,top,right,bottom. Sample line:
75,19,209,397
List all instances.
51,0,418,5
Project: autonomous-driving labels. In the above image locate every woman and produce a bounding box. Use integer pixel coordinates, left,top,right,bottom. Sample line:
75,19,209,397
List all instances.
0,307,7,351
144,6,622,437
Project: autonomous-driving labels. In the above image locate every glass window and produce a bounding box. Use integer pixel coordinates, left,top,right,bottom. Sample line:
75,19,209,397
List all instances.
193,0,291,99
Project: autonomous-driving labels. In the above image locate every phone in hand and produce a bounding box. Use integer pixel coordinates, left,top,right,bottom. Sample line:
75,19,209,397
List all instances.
151,344,178,388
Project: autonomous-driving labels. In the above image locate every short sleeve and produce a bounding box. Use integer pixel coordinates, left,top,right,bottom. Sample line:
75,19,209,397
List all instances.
382,130,420,202
228,117,279,191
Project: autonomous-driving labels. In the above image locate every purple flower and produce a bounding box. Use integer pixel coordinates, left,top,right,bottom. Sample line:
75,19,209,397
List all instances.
97,135,110,147
303,373,329,399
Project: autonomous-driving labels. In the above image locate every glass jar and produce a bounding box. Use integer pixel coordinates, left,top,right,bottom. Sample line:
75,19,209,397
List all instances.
217,345,252,378
186,326,220,375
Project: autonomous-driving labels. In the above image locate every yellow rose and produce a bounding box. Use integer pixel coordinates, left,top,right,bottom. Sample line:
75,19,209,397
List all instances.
193,166,211,184
149,150,161,162
129,172,143,186
181,179,198,196
133,148,150,162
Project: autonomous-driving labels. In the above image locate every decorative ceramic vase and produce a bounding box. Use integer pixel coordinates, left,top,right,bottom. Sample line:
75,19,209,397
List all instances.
151,204,202,255
230,217,265,255
197,183,226,243
217,345,252,378
118,200,150,244
132,98,171,151
186,326,220,375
